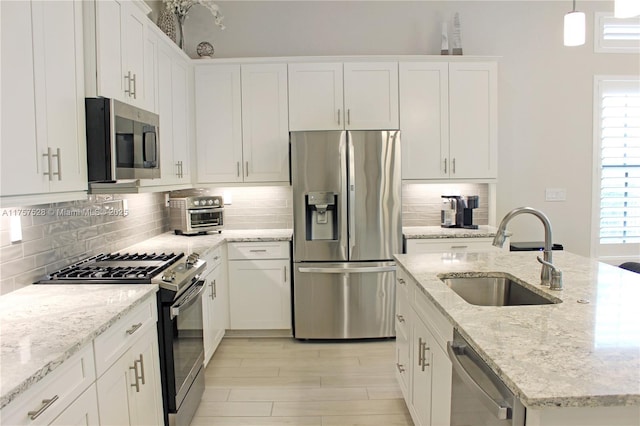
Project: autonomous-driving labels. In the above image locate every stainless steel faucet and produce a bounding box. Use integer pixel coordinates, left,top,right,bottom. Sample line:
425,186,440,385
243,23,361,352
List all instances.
492,207,563,290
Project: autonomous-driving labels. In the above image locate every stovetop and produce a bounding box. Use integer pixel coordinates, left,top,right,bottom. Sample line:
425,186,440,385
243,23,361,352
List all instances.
38,252,184,284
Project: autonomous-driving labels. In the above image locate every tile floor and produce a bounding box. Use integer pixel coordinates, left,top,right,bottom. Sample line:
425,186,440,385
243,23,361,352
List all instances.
190,337,414,426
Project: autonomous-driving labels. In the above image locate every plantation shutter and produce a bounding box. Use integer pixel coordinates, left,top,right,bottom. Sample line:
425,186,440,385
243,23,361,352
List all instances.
599,80,640,245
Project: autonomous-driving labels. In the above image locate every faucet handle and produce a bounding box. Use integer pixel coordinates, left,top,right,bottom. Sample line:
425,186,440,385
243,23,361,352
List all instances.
536,256,563,291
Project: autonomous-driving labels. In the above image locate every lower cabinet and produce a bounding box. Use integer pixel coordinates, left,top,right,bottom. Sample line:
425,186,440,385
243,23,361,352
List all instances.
227,242,291,330
96,325,163,426
49,384,99,426
397,266,453,426
203,245,229,366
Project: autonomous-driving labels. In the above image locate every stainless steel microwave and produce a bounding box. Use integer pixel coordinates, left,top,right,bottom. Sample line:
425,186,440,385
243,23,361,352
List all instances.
85,98,160,182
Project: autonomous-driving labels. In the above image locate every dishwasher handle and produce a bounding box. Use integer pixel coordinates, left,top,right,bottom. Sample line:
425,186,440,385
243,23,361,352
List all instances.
297,265,396,274
447,341,511,421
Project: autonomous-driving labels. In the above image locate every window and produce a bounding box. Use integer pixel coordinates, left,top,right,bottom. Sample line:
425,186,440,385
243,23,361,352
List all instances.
592,77,640,262
595,12,640,53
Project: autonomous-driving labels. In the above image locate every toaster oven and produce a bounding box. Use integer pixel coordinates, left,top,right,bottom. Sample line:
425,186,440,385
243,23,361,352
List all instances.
169,191,224,235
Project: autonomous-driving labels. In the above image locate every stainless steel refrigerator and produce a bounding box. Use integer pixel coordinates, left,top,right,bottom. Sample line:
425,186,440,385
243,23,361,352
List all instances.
291,130,402,339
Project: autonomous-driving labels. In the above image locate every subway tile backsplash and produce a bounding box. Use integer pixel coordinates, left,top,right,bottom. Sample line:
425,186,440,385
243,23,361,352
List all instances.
0,193,170,294
0,183,488,294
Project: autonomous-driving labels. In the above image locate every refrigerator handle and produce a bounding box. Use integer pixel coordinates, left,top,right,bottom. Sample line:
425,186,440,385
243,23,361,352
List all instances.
298,265,396,274
347,132,356,258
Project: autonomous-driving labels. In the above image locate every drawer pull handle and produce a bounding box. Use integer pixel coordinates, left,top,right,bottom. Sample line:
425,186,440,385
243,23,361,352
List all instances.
28,395,59,420
451,245,468,249
396,314,405,323
130,363,140,392
396,363,405,373
249,249,267,253
126,322,143,335
397,278,406,286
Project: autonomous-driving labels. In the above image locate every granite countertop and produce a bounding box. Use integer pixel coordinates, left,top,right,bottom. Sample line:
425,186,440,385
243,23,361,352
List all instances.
403,225,501,239
122,228,293,258
0,284,158,409
394,250,640,409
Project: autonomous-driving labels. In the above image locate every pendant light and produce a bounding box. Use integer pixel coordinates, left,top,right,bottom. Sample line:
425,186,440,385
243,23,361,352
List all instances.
564,0,586,46
614,0,640,19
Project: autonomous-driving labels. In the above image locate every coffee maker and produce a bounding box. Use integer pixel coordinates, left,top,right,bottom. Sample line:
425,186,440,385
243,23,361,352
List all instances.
441,195,479,229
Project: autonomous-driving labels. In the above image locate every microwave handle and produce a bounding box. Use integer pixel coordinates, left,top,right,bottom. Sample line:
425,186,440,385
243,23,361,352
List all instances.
143,130,158,167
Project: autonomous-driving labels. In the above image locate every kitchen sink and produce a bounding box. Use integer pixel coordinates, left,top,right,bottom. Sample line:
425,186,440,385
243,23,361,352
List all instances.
440,275,560,306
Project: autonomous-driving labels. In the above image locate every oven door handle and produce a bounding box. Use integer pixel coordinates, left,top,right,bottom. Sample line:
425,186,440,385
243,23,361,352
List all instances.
170,280,205,320
189,208,224,214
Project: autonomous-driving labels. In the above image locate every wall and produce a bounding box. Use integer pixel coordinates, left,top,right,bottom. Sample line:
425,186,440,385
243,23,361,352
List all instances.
0,193,170,294
177,0,639,256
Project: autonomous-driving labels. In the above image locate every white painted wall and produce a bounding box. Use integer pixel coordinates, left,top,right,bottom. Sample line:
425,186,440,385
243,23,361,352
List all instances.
170,0,639,256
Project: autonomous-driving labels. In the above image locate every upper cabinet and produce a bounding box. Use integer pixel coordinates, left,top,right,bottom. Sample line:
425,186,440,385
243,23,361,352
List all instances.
400,61,498,181
84,0,155,112
1,0,87,204
195,63,289,184
288,62,399,131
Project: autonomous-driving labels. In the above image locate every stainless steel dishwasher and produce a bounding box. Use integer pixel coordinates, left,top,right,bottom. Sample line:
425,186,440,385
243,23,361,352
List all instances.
448,330,526,426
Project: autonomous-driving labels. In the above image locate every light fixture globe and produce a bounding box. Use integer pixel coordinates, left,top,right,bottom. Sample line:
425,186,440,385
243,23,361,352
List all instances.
564,10,586,46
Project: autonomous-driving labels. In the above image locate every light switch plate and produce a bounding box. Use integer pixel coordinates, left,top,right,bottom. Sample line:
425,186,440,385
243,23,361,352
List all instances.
545,188,567,201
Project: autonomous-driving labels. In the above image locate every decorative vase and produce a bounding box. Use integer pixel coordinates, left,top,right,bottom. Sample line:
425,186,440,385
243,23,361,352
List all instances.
197,41,215,58
177,14,186,51
157,9,176,43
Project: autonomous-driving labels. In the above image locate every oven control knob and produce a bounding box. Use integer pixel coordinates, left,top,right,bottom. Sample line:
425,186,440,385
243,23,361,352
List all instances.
207,199,214,205
162,270,176,282
193,200,200,206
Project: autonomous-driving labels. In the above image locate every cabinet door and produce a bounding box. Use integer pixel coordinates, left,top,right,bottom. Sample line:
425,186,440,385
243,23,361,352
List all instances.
171,56,191,182
229,259,291,329
211,259,228,351
399,62,449,179
241,64,290,182
411,314,433,426
32,0,87,194
449,62,498,179
121,4,146,107
93,0,124,101
96,352,133,426
50,384,99,426
156,45,176,185
430,343,452,426
127,327,164,426
0,0,44,196
344,62,399,130
288,62,344,131
195,65,243,183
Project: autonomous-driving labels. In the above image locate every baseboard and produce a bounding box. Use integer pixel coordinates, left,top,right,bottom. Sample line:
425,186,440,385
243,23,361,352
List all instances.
224,329,293,338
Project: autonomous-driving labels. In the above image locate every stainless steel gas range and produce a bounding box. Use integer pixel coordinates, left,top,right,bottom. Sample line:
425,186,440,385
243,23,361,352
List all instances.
36,251,207,426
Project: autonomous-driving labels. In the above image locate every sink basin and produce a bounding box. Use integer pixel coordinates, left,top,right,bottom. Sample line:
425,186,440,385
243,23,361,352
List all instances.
440,275,559,306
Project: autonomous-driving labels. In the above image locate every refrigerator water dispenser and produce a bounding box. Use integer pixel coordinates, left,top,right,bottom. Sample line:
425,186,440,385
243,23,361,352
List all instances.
306,192,338,240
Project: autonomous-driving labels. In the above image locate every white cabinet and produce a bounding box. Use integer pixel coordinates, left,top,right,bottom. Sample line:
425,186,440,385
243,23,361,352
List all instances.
1,0,87,204
96,326,163,426
288,62,399,131
395,274,412,400
49,384,99,426
399,61,497,180
405,237,509,254
0,345,97,426
195,63,289,184
202,246,228,366
396,267,452,426
148,41,193,186
95,296,163,426
227,242,291,330
84,0,155,111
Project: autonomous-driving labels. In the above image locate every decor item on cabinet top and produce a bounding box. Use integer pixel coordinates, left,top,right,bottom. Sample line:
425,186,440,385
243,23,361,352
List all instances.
163,0,226,50
452,12,463,55
197,41,215,58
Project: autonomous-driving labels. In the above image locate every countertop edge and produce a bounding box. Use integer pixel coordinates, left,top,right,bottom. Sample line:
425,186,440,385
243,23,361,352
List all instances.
0,286,158,410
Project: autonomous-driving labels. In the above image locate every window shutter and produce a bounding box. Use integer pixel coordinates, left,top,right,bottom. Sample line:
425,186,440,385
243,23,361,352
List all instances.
599,81,640,245
595,13,640,53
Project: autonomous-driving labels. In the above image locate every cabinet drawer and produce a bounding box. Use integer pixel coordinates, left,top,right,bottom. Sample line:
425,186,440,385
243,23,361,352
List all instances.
93,294,157,376
413,285,453,352
406,238,503,254
0,344,96,426
227,241,289,260
203,245,224,268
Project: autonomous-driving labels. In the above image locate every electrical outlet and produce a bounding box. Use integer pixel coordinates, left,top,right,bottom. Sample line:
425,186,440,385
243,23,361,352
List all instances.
545,188,567,202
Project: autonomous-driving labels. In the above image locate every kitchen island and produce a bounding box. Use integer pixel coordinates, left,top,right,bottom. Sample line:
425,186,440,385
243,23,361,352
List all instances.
394,250,640,425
